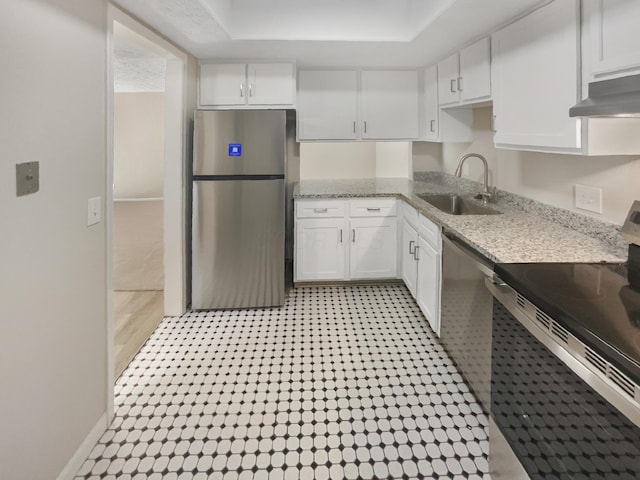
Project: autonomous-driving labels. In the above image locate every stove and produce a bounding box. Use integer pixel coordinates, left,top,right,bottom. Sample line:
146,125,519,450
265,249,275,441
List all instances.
494,261,640,384
486,201,640,479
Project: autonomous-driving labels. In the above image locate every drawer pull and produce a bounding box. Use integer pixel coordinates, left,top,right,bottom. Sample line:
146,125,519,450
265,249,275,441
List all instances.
409,240,415,255
414,245,420,261
366,207,381,212
313,208,328,213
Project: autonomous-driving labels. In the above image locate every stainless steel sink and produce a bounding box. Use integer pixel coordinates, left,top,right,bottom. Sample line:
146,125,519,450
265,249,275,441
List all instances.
417,193,501,215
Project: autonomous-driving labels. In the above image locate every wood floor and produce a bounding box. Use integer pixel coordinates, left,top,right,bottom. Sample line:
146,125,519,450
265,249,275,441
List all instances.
114,290,164,378
113,199,165,379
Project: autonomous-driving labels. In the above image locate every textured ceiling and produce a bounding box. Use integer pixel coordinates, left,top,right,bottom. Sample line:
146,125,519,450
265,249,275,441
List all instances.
114,34,166,93
112,0,549,66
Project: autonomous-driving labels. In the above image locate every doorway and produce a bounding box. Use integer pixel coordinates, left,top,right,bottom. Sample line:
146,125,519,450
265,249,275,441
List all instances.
106,4,189,401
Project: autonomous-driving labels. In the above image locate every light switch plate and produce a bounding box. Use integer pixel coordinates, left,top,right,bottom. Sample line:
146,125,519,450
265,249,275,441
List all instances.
16,161,39,196
87,197,101,226
575,184,602,214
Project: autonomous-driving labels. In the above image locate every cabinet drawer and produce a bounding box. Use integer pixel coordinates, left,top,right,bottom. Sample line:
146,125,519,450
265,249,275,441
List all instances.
419,214,442,252
296,199,346,219
401,201,418,227
349,198,397,217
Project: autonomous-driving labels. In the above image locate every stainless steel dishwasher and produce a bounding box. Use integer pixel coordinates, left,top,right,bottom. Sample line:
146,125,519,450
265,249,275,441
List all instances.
440,233,494,412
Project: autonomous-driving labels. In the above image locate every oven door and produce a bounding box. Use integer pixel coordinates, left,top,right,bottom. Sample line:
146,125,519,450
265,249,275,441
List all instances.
487,278,640,480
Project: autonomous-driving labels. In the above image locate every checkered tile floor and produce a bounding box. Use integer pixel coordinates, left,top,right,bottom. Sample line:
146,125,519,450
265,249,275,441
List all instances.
76,285,490,479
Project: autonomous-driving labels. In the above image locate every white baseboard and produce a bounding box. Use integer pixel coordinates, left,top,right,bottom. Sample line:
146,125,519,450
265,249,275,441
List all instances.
56,413,108,480
113,197,163,202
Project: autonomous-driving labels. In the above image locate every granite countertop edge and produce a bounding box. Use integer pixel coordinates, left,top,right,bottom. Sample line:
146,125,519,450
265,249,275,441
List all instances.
293,174,627,265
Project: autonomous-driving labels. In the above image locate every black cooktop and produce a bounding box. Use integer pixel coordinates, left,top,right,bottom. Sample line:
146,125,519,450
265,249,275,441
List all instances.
494,262,640,385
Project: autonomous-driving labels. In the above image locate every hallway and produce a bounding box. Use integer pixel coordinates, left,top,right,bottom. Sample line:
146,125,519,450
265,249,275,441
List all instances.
76,285,490,479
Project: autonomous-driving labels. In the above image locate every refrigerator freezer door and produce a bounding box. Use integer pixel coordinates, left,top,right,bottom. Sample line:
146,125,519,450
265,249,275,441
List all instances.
192,179,285,309
193,110,285,176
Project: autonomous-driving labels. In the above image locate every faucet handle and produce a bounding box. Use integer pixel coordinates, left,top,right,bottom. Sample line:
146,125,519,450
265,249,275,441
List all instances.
481,186,497,204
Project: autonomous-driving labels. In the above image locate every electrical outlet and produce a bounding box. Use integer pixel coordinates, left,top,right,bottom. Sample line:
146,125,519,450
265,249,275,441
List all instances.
574,184,602,214
87,197,101,226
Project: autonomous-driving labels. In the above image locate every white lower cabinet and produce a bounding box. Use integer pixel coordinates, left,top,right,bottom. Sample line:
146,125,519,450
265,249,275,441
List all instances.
295,218,346,281
295,198,397,282
350,218,397,279
401,218,419,297
401,203,442,337
416,236,441,336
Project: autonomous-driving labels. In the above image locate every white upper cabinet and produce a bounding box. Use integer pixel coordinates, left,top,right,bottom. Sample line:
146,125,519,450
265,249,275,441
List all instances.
492,0,581,152
422,65,473,143
361,70,419,140
297,70,358,140
437,54,461,106
438,37,491,107
199,62,295,108
247,63,295,105
583,0,640,82
423,65,440,141
200,64,246,106
297,69,419,141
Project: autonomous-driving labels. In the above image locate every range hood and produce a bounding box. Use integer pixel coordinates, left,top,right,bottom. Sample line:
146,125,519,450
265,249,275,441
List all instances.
569,74,640,117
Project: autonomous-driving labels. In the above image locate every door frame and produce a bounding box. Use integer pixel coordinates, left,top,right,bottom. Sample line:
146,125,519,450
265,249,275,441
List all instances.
106,4,190,421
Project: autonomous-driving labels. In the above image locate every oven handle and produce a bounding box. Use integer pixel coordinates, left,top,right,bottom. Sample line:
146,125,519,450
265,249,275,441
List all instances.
486,276,640,429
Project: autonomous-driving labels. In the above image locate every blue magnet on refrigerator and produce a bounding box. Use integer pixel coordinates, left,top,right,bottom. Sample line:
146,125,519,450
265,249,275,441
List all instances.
228,143,242,156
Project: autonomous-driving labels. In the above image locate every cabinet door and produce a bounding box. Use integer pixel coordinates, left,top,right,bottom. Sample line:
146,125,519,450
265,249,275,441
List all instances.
297,70,358,140
200,64,247,106
401,220,418,297
585,0,640,80
492,0,580,151
350,217,397,280
361,70,419,139
417,237,441,337
437,53,460,106
247,63,294,106
459,37,491,103
423,65,439,141
295,218,346,281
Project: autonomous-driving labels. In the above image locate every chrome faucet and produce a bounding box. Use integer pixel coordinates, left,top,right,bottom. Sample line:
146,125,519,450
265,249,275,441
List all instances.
454,153,494,204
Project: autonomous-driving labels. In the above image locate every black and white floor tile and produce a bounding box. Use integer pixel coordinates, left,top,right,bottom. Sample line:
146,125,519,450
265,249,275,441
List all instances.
76,285,491,480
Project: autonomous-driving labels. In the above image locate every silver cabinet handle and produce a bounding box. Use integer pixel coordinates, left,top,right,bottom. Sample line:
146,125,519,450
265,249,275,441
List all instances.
430,120,435,132
339,229,343,244
249,83,253,97
240,83,244,97
366,207,381,212
353,121,356,133
409,240,415,255
352,229,356,243
450,79,456,93
313,208,328,213
413,245,420,260
364,121,367,134
457,76,463,92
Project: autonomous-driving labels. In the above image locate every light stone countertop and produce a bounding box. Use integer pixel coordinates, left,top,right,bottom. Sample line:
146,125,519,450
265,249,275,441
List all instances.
293,174,628,264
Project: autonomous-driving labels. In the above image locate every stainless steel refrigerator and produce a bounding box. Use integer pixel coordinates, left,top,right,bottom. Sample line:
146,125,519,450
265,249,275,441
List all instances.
191,110,286,309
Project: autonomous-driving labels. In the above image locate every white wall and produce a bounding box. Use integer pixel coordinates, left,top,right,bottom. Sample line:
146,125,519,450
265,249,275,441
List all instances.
299,141,413,180
0,1,108,479
114,92,165,199
441,107,640,226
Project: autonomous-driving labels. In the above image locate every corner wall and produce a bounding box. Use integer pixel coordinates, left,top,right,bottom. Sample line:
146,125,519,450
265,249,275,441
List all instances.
114,92,165,199
0,1,108,478
441,107,640,225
